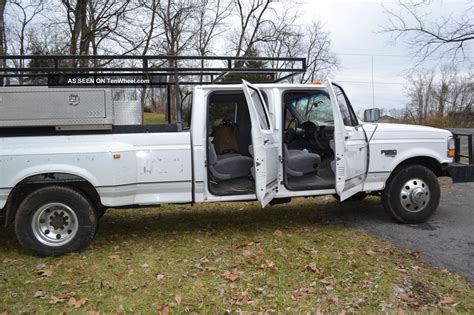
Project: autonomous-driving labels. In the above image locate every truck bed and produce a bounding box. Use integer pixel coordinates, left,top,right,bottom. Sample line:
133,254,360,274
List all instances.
0,131,193,209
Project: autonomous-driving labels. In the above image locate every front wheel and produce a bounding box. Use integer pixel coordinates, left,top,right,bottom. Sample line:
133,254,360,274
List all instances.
15,186,97,256
382,164,440,224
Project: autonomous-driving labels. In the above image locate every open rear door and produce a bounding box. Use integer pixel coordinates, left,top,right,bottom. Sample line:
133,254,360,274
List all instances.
242,80,279,207
326,79,368,201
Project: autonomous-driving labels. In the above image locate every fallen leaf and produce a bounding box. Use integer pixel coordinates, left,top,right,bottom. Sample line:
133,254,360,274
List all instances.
222,270,241,282
33,290,47,298
346,251,354,256
2,258,15,265
159,303,169,315
82,276,92,283
410,251,421,259
108,255,121,261
439,295,455,305
260,260,276,270
49,296,65,304
365,249,376,256
274,230,283,238
140,263,150,268
156,274,165,281
174,294,182,305
34,263,48,270
37,269,53,278
242,249,253,258
303,263,321,274
68,297,87,309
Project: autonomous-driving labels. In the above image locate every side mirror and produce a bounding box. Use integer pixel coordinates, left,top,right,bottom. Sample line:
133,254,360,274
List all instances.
364,108,380,122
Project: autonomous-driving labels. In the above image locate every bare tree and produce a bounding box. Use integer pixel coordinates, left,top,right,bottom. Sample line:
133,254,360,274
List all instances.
232,0,277,58
193,0,232,81
60,0,130,66
5,1,44,67
405,69,435,123
404,66,473,125
0,0,6,58
382,0,474,62
299,21,338,83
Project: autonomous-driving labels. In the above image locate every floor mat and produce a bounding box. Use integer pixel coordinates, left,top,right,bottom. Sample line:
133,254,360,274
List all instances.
210,177,255,195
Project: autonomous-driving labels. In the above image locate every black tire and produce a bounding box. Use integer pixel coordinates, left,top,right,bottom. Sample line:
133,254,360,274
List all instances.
382,164,440,224
97,207,108,218
14,186,97,257
332,192,368,202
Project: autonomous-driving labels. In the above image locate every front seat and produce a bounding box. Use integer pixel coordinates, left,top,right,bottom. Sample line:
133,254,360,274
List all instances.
283,144,321,177
208,142,253,181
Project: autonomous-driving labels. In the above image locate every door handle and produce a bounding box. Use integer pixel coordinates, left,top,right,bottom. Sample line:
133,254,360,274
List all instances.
264,139,270,144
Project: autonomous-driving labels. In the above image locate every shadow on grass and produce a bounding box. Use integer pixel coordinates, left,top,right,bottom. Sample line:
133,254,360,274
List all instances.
0,197,386,251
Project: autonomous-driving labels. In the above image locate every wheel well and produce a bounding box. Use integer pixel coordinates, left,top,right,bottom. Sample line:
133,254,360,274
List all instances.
392,156,444,178
4,173,102,226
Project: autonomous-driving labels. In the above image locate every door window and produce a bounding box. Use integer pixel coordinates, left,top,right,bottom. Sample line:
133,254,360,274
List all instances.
332,84,358,126
249,86,271,130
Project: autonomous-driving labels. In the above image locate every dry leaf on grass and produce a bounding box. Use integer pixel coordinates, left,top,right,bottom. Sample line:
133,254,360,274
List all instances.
36,269,53,278
108,255,122,261
174,293,182,305
439,295,455,305
273,230,283,238
260,260,276,270
302,263,321,275
33,290,47,298
222,270,241,282
67,297,87,309
49,296,65,304
365,249,376,256
159,303,169,315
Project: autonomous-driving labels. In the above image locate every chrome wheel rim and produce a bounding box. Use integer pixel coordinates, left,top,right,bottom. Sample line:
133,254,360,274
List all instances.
31,203,79,247
400,178,430,213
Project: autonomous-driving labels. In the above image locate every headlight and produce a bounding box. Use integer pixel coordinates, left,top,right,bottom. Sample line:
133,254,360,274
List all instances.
448,137,455,158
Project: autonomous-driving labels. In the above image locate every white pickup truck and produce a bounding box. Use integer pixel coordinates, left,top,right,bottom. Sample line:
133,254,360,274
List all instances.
0,79,471,256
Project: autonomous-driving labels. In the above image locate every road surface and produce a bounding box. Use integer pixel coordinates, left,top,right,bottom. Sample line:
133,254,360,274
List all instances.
329,180,474,281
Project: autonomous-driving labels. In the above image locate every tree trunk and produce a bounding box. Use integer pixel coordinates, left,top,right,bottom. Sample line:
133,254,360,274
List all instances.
0,0,5,86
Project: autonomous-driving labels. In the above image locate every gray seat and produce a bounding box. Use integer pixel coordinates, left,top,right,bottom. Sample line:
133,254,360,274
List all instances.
283,144,321,177
208,142,253,181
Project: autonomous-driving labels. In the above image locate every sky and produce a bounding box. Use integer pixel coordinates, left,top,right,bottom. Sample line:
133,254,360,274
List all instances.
297,0,473,114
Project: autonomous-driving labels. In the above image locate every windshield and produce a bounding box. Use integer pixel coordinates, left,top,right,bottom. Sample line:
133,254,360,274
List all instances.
289,92,333,125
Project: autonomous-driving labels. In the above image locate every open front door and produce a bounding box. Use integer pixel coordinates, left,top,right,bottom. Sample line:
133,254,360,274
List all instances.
242,80,279,207
326,79,368,201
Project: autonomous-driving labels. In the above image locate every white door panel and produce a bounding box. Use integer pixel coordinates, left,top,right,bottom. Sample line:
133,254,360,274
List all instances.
326,79,368,201
242,80,279,207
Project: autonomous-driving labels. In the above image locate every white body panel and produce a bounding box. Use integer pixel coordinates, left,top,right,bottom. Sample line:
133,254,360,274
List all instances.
0,83,453,211
0,133,193,209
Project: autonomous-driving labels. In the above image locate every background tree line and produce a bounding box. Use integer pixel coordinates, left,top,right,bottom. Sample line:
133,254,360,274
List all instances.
0,0,338,120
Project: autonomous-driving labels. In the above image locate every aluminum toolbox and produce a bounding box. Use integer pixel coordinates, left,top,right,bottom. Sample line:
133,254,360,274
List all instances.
0,86,113,129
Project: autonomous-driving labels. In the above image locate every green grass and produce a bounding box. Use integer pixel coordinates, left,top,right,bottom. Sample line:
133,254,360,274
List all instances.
1,197,473,313
144,112,167,124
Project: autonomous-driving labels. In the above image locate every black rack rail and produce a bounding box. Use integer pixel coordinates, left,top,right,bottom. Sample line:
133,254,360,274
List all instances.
0,55,307,123
0,55,306,86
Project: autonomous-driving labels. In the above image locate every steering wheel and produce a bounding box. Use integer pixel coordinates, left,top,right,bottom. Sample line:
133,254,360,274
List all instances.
301,121,325,151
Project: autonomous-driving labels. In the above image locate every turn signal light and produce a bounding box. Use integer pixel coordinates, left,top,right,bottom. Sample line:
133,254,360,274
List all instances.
310,81,321,85
448,149,455,158
113,154,121,159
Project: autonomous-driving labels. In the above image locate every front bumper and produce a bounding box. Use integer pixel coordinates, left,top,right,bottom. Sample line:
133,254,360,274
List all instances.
447,163,474,183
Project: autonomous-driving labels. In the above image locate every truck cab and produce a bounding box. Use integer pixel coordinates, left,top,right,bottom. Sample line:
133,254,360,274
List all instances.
195,80,419,207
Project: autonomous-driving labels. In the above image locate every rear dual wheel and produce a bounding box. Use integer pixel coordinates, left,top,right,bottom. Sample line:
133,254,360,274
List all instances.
15,186,97,257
